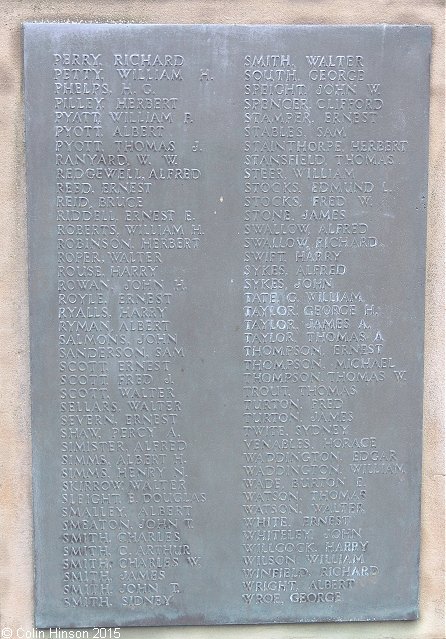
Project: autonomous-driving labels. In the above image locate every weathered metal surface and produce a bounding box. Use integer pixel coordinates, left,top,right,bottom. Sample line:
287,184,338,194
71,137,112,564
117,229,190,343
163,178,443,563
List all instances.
25,23,431,627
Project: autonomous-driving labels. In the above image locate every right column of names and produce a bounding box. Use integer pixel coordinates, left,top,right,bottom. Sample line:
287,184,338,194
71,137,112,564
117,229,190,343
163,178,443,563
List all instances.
241,50,410,608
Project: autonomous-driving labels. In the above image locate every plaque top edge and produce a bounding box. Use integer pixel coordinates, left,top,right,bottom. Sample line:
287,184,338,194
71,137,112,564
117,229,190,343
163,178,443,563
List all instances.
22,22,432,30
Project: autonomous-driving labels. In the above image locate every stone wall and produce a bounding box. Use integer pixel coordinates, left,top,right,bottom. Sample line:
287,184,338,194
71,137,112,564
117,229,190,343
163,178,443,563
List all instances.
0,2,443,638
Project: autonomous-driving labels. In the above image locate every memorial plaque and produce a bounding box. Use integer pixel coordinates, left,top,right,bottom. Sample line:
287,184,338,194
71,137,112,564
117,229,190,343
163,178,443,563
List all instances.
25,23,431,627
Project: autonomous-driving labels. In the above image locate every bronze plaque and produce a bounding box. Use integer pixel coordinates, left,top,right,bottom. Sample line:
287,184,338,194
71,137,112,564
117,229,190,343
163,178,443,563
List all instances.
25,23,431,627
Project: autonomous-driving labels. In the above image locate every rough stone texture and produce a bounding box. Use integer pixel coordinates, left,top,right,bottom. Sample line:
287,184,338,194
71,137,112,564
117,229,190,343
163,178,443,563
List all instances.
0,2,443,638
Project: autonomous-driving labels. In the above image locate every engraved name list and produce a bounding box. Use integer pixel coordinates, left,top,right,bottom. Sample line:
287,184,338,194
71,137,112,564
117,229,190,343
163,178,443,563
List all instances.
25,24,430,628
